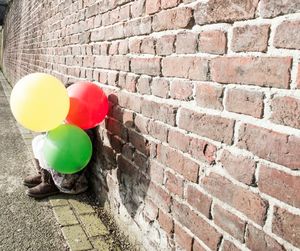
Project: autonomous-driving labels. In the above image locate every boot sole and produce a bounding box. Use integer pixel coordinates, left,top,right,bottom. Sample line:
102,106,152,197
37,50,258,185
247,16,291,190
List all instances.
26,190,60,199
23,182,41,188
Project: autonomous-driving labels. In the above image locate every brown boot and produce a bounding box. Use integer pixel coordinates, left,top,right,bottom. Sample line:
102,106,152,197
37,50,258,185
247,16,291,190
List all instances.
23,158,43,187
26,169,59,199
23,174,42,188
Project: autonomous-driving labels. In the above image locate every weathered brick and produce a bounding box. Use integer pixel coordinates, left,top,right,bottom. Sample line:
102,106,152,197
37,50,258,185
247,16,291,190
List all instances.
238,123,300,170
195,0,259,25
273,207,300,248
220,150,256,185
128,129,150,156
165,171,184,197
129,38,141,53
178,107,235,144
201,173,268,225
137,75,151,95
148,120,169,142
170,79,193,101
156,35,175,55
246,224,285,251
225,88,264,118
172,200,222,250
131,0,145,18
146,0,160,14
134,114,149,134
168,129,190,153
274,20,300,50
213,204,246,242
195,82,223,110
186,185,212,218
176,32,198,54
232,25,270,52
148,160,164,185
193,239,207,251
161,0,181,9
118,91,142,113
222,240,241,251
151,78,169,98
157,144,199,182
158,209,174,234
162,56,209,81
141,37,156,55
124,17,151,37
131,57,161,76
271,96,300,129
147,182,171,212
211,56,292,89
259,165,300,208
198,30,227,55
189,136,217,164
259,0,300,18
152,7,193,31
174,223,193,251
141,99,177,126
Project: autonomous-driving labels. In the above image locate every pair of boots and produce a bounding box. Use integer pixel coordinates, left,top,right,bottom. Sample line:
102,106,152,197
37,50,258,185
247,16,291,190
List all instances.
23,159,59,199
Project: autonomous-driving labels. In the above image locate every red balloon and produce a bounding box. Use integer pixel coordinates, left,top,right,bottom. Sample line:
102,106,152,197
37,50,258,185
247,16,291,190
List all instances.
66,82,108,129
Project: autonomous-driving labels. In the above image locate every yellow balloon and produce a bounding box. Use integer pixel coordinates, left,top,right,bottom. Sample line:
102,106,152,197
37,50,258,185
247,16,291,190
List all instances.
10,73,70,132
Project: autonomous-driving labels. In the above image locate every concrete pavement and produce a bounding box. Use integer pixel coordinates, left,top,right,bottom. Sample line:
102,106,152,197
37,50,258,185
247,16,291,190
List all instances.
0,76,67,250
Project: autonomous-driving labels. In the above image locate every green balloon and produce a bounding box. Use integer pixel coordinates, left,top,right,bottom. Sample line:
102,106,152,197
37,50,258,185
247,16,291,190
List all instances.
43,124,92,174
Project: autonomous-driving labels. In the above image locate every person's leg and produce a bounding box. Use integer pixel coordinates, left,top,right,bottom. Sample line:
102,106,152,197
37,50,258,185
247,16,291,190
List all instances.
26,169,59,199
23,159,42,188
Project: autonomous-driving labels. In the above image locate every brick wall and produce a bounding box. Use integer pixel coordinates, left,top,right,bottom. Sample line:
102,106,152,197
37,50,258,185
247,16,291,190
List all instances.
2,0,300,250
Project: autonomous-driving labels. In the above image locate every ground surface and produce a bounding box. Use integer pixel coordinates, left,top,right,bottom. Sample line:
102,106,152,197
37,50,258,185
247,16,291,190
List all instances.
0,81,67,251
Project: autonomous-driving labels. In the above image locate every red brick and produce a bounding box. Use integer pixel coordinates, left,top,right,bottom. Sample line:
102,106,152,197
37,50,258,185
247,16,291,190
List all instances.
108,42,119,55
176,32,198,54
195,82,223,110
178,107,235,144
238,123,300,170
156,35,175,55
186,185,212,218
195,0,259,25
141,37,156,55
167,129,190,153
259,165,300,208
225,88,264,118
107,71,118,87
134,151,149,172
157,144,199,182
174,223,193,251
222,240,241,251
147,182,171,212
220,150,256,185
151,78,169,98
213,204,246,242
94,55,110,68
201,173,268,225
106,118,128,141
141,99,177,126
158,209,174,234
274,20,300,50
148,160,164,185
128,129,150,156
259,0,300,18
137,76,151,95
172,200,222,250
271,96,300,129
162,56,209,81
110,55,130,71
165,171,184,197
134,114,149,134
273,207,300,248
211,56,292,89
198,30,227,55
170,79,193,101
189,137,217,164
131,57,161,76
152,7,193,31
146,0,160,14
118,40,128,55
246,224,285,251
148,120,169,142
